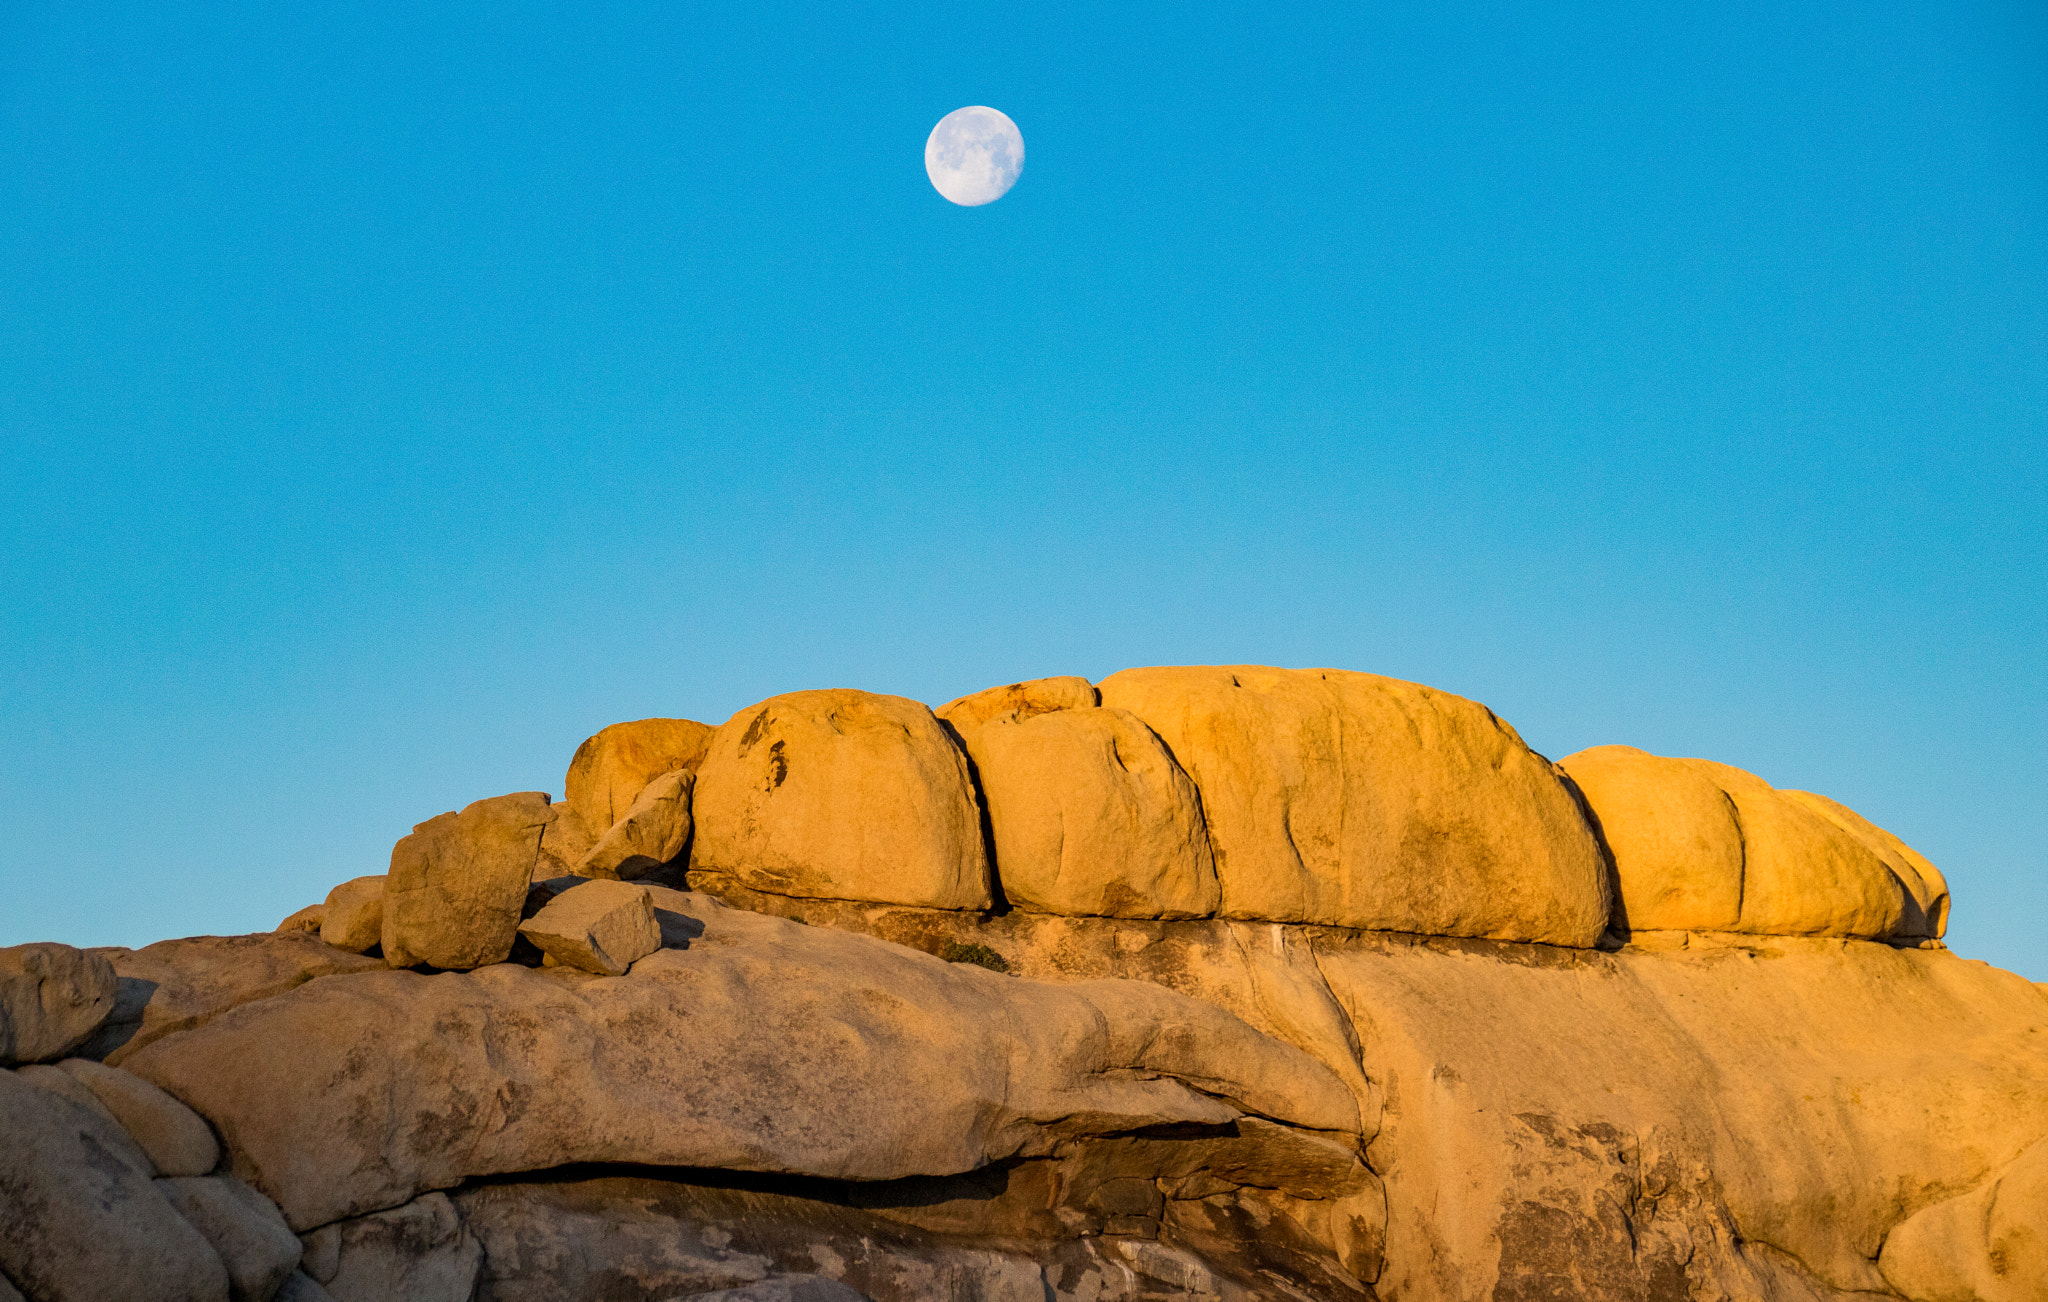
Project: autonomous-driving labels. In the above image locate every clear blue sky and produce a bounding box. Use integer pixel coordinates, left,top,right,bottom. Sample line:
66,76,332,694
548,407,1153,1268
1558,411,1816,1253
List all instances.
2,2,2042,978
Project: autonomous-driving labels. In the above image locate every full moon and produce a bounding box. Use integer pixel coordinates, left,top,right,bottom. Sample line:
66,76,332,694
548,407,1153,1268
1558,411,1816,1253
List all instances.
924,106,1023,206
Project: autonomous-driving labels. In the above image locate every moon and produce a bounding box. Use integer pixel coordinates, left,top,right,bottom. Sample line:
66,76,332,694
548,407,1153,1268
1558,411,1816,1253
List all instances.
924,106,1024,207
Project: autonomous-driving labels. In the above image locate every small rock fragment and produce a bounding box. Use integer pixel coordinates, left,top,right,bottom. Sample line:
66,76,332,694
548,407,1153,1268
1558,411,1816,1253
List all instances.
318,876,385,954
58,1056,220,1176
576,769,693,881
0,943,118,1065
517,880,661,976
157,1175,303,1302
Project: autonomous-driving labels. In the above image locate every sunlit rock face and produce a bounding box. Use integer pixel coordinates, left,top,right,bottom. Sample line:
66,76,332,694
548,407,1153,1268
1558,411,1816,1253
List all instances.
4,665,2042,1302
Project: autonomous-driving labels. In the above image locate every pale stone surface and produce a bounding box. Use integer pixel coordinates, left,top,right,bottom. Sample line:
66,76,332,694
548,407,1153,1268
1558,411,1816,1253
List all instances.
57,1056,220,1176
1096,666,1610,944
936,675,1098,729
516,879,661,976
536,800,596,878
0,942,117,1065
691,690,993,909
566,717,714,834
14,1062,155,1173
576,768,693,881
1560,744,1949,940
80,932,384,1065
322,1193,481,1302
963,707,1219,918
1311,933,2048,1301
0,1067,231,1302
126,890,1354,1229
317,877,384,955
274,905,325,936
381,792,551,970
156,1175,303,1302
1881,1134,2048,1302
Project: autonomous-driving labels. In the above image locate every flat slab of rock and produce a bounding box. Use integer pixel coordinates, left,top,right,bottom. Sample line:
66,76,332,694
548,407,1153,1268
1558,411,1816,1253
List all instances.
964,707,1219,918
78,931,385,1065
125,890,1355,1230
517,879,661,975
382,792,551,970
0,943,117,1065
1097,665,1610,944
576,769,692,881
317,876,385,954
0,1067,230,1302
691,690,993,909
566,717,714,835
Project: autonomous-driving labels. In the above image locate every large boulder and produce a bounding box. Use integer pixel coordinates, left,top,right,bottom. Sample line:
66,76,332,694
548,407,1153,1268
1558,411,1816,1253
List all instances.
1095,666,1610,944
690,690,993,909
565,717,714,835
317,877,384,955
0,1067,230,1302
79,932,385,1065
381,792,552,970
1558,745,1949,938
124,890,1355,1230
0,943,117,1065
1880,1134,2047,1302
576,769,692,881
963,707,1219,918
936,675,1098,730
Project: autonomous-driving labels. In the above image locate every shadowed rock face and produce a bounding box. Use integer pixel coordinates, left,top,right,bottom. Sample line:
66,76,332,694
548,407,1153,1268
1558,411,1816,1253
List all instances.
5,664,2040,1302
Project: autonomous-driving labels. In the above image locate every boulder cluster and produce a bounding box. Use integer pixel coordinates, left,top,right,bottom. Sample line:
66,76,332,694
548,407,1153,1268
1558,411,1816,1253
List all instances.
0,665,2040,1302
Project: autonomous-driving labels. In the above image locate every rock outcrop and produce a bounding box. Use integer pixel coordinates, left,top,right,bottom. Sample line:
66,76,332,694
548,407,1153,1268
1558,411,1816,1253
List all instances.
1096,666,1611,944
690,690,993,910
1,663,2039,1302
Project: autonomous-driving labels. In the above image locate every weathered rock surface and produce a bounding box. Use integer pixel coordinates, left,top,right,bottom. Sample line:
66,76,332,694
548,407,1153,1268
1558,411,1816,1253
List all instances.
78,931,384,1065
1880,1133,2048,1302
126,890,1354,1230
0,942,117,1065
14,1062,156,1173
315,877,384,955
381,792,551,970
1560,744,1951,939
1096,665,1611,944
962,706,1220,918
690,1277,867,1301
321,1193,480,1302
691,690,993,909
565,716,714,835
58,1056,220,1175
575,767,692,880
535,800,596,878
516,878,660,975
155,1174,303,1302
935,674,1098,729
0,1067,231,1302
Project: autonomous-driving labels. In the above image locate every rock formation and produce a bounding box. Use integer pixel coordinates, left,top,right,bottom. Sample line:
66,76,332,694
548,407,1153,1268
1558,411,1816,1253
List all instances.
1,665,2041,1302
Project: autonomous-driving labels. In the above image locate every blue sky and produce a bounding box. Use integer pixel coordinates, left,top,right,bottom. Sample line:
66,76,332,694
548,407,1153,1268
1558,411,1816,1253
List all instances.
2,1,2042,978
